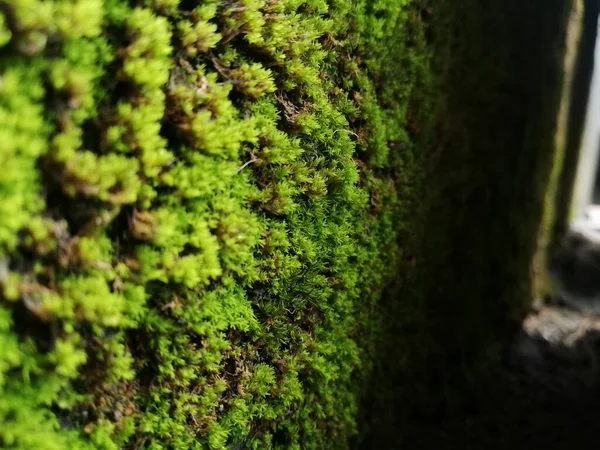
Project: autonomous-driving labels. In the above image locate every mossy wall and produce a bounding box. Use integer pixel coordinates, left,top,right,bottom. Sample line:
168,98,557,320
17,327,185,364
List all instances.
0,0,572,449
0,1,434,449
360,0,574,447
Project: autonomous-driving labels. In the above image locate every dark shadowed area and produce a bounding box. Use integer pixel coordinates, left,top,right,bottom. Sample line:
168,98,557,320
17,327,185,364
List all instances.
359,0,600,448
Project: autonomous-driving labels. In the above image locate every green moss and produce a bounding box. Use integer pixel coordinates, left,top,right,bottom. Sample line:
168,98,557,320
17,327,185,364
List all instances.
0,0,504,448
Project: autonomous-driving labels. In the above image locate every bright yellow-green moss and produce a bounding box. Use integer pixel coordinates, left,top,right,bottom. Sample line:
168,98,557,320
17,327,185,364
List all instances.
0,0,576,447
0,0,433,448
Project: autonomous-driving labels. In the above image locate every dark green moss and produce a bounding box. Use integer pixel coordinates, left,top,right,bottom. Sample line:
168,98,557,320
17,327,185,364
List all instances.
359,0,574,447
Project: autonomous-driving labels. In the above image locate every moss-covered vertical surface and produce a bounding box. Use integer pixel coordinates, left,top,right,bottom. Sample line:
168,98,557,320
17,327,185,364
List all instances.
360,0,574,447
0,1,434,448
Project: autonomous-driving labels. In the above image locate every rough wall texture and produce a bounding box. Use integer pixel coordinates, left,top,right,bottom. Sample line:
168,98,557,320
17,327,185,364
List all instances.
0,0,574,448
361,0,574,447
0,1,434,448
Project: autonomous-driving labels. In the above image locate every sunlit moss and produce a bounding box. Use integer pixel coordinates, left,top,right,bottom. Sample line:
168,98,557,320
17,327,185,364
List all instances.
0,0,433,448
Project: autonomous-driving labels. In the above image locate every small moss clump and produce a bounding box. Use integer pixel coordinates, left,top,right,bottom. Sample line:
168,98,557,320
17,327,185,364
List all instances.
0,0,434,448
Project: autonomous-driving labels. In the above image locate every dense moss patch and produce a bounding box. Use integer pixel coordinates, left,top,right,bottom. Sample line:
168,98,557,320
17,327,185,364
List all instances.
0,0,574,447
0,1,434,448
359,0,575,447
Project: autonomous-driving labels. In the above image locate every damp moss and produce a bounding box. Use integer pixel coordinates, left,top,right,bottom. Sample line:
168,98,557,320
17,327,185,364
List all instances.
0,0,576,448
0,0,435,448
